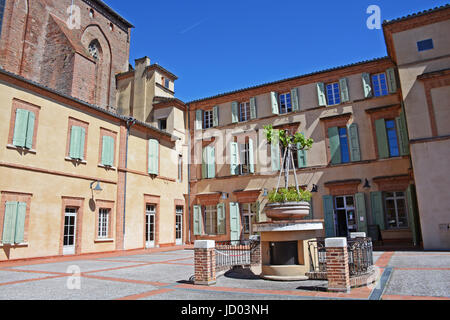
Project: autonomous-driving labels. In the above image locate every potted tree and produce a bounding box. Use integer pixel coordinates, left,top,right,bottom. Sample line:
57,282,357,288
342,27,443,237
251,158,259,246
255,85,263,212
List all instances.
263,125,314,220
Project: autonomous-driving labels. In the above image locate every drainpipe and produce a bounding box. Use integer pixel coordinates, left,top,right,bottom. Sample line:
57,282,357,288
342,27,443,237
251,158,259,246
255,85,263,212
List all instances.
187,105,192,244
123,116,136,249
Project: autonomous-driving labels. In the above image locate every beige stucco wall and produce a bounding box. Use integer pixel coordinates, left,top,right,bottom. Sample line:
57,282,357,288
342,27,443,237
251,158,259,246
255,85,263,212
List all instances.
432,86,450,136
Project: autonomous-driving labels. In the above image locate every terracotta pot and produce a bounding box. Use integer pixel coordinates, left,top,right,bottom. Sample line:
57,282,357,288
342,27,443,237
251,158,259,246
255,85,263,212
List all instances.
264,202,311,220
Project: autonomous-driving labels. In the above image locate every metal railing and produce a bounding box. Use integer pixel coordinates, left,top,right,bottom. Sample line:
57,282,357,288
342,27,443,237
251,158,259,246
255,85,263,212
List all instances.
308,237,374,277
215,240,260,271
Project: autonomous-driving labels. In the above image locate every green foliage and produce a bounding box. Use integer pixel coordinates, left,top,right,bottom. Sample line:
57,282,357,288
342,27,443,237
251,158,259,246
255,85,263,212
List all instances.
263,124,314,150
267,187,312,203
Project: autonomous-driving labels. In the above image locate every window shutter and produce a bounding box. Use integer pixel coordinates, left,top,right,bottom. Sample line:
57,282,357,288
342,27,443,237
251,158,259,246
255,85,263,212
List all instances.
328,127,341,165
102,136,114,166
270,92,279,115
213,106,219,127
406,185,421,246
396,111,410,156
370,191,385,230
249,97,257,119
230,142,239,175
148,139,159,175
193,205,202,236
14,202,26,244
202,147,208,179
347,123,361,162
322,195,335,237
195,110,203,130
78,127,86,160
291,88,299,111
386,68,397,93
231,102,239,123
339,78,350,103
297,133,307,168
362,73,373,98
375,119,389,159
25,111,35,149
355,193,368,234
13,109,29,147
248,138,255,173
229,202,240,242
271,130,280,171
216,203,226,235
316,82,327,106
2,202,18,245
208,146,215,179
69,126,82,159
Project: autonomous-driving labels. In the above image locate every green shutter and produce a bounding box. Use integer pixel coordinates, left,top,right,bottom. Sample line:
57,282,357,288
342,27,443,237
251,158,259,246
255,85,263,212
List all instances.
339,78,350,102
231,102,239,123
406,185,421,246
375,119,389,159
213,106,219,127
396,111,410,156
69,126,82,159
249,97,257,119
270,92,279,115
347,123,361,162
248,138,255,173
229,202,240,242
291,88,299,111
355,193,368,234
370,191,385,230
2,202,18,245
271,130,280,171
202,147,208,179
362,73,373,98
13,109,29,147
316,82,327,106
25,111,35,149
230,142,239,175
14,202,26,244
78,127,86,160
217,203,226,235
193,205,202,236
148,139,159,175
297,135,307,168
386,68,397,93
328,127,341,164
102,136,114,166
196,109,203,130
207,146,215,179
322,195,335,237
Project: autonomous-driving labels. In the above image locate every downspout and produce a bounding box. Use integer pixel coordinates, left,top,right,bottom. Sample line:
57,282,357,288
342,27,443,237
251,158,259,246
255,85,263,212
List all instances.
187,105,191,244
123,116,136,249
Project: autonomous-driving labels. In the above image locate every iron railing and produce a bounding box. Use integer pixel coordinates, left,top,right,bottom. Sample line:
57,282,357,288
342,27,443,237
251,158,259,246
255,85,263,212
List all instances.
215,240,260,271
308,237,374,277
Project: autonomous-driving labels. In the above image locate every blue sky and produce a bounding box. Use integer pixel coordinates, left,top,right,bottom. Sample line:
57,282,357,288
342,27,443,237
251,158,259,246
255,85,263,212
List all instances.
106,0,449,102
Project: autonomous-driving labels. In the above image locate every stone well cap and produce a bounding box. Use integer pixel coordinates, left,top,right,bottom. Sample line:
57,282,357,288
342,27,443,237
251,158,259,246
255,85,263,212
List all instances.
325,237,347,248
194,240,215,249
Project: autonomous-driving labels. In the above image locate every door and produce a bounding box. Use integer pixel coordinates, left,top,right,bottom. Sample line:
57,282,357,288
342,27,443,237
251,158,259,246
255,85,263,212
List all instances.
175,206,183,245
146,205,156,248
335,195,357,237
63,208,77,255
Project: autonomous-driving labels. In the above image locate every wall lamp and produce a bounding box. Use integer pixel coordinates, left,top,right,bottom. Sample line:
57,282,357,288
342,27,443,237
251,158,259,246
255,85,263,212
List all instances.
363,179,371,189
90,181,103,192
311,184,318,193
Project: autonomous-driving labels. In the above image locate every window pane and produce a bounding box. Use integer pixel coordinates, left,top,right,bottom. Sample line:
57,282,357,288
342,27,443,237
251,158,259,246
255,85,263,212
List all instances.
386,120,400,157
385,199,397,228
336,197,345,208
396,198,408,227
339,127,350,163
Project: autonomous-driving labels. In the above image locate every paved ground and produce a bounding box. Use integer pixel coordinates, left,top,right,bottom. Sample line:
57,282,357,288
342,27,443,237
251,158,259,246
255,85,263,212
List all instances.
0,248,448,300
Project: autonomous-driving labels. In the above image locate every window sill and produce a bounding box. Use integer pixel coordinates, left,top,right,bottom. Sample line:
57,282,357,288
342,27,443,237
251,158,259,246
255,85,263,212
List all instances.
94,238,114,243
98,164,117,171
65,157,87,164
0,242,29,248
7,144,36,154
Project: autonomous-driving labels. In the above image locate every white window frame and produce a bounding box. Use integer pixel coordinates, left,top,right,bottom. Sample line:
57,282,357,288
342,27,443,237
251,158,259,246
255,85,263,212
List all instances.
203,110,214,129
326,82,341,106
384,191,409,229
98,208,109,239
241,203,257,235
279,93,292,114
371,73,389,97
239,143,251,175
239,102,251,122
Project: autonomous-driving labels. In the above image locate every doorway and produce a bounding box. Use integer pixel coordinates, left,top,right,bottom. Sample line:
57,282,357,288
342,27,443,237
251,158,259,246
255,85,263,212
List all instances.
146,204,156,248
63,208,77,255
334,195,357,237
175,206,183,245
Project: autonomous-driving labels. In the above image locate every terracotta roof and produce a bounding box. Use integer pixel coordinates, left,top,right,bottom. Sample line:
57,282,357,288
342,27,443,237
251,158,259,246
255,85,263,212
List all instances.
88,0,134,28
146,64,178,80
187,56,390,104
383,3,450,26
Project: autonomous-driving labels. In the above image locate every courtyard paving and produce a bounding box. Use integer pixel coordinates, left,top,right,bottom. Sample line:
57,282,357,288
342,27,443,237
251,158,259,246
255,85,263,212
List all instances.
0,247,448,300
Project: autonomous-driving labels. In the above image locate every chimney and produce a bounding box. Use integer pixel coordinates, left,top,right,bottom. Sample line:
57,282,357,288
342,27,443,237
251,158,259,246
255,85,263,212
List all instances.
132,57,151,122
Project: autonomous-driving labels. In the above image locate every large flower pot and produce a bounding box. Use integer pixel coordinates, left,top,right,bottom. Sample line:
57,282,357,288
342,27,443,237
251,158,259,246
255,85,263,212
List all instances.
264,202,311,221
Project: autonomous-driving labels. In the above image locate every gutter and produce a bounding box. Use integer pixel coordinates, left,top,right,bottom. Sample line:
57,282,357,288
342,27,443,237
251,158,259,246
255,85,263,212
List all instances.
187,104,192,244
122,117,136,249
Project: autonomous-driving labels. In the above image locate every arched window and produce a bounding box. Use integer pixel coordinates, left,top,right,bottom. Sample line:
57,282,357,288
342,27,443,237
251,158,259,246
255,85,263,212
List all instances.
88,40,100,60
